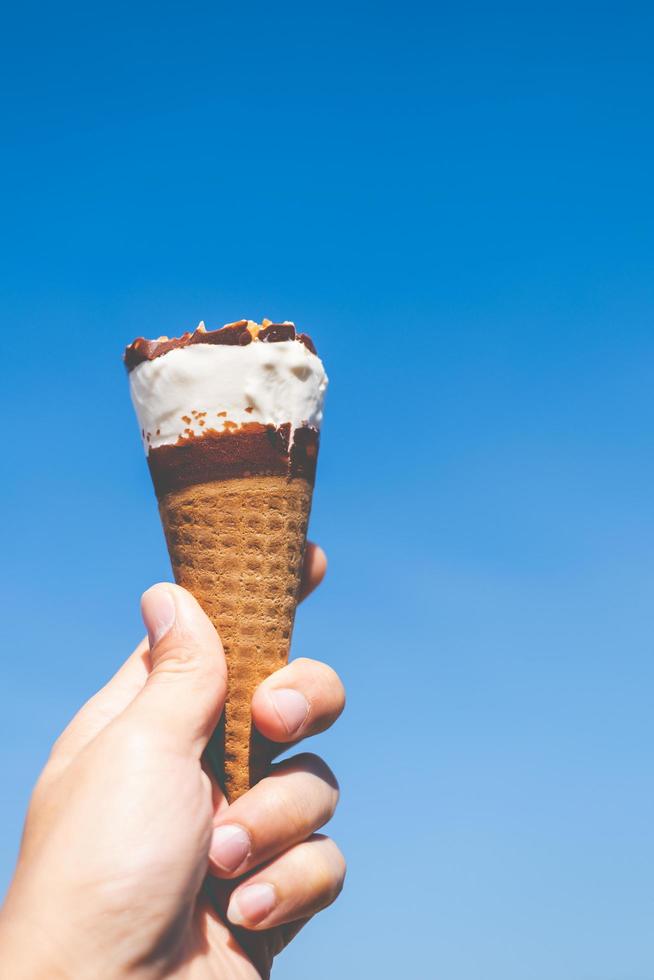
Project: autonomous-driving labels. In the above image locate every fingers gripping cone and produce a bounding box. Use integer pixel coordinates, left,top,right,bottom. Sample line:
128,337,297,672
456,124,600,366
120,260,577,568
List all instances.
125,319,326,801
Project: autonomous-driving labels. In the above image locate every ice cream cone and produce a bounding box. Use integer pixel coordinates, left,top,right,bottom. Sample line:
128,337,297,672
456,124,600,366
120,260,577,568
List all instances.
158,474,313,800
125,319,327,801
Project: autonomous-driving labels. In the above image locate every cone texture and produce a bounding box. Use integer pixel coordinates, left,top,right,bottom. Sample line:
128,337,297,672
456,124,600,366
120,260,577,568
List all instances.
158,474,313,801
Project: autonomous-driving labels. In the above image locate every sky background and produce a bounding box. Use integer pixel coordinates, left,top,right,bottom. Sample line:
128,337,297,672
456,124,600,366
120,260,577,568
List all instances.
2,2,654,977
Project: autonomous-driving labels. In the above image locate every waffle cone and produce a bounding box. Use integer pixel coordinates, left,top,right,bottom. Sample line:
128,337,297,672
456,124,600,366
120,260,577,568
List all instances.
157,474,313,801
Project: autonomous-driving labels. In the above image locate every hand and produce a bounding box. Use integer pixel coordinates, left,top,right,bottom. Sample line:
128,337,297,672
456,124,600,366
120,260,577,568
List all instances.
0,544,346,980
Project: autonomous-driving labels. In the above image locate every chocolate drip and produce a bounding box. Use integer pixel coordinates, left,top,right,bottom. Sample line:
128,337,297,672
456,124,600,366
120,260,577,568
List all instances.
289,425,318,473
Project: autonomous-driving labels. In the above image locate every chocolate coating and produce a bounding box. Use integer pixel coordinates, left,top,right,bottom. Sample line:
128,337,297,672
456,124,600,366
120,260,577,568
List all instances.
147,423,319,498
259,323,296,343
124,321,317,371
297,333,317,354
191,322,252,348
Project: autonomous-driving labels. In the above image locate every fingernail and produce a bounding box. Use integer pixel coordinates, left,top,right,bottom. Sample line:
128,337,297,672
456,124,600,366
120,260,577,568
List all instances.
209,824,251,873
228,883,276,926
268,688,309,735
141,587,176,648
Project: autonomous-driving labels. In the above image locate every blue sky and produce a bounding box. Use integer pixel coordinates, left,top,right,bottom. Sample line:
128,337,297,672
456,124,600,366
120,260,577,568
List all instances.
2,2,654,977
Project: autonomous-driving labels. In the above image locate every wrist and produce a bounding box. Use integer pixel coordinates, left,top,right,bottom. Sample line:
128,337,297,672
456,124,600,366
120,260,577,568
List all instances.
0,909,71,979
0,899,174,980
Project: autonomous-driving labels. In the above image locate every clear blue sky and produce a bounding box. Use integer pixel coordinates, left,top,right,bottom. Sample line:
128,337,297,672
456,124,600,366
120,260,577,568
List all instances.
2,2,654,977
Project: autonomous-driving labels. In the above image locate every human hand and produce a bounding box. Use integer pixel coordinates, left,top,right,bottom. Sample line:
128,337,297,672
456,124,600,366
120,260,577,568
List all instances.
0,544,345,980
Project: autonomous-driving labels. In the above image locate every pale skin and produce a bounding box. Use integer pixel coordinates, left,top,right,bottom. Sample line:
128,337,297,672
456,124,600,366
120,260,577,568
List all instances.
0,544,345,980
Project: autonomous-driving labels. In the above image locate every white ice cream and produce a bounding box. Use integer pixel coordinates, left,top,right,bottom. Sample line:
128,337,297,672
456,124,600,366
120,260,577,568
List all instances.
129,333,328,453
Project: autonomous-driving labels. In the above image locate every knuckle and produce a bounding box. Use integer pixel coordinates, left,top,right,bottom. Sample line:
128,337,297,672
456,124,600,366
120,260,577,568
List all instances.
296,659,345,700
273,754,340,826
294,660,346,724
320,840,347,904
329,871,346,904
152,641,198,671
151,641,226,692
288,752,340,797
316,661,345,701
48,732,68,762
284,750,324,773
109,721,159,761
29,768,55,809
308,839,347,906
263,781,311,838
333,848,347,889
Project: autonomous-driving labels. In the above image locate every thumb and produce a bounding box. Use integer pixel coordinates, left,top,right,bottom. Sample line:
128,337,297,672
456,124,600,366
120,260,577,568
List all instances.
125,583,227,756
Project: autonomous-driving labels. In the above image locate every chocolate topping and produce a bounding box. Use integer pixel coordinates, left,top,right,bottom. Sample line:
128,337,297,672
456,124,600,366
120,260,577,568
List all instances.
147,424,319,498
124,321,317,371
192,321,252,348
125,333,194,370
297,333,317,354
259,323,296,344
